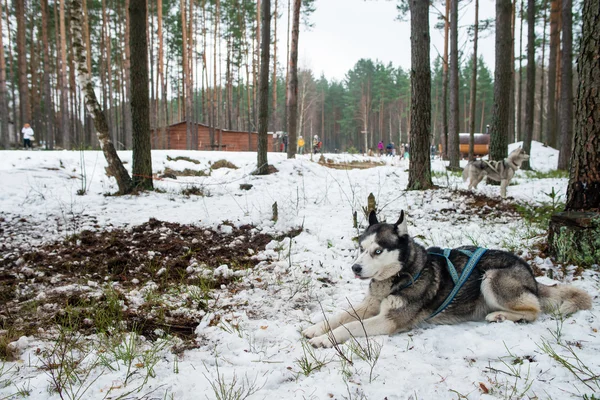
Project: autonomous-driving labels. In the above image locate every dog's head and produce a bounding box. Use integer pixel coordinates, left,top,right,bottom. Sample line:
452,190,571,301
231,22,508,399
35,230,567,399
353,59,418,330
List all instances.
351,211,409,281
508,147,530,165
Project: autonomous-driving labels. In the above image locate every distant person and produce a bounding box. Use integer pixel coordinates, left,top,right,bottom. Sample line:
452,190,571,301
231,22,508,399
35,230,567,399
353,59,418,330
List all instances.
386,142,393,156
430,145,436,159
404,144,410,160
22,123,34,149
377,141,384,156
283,134,289,152
399,143,405,159
297,136,305,154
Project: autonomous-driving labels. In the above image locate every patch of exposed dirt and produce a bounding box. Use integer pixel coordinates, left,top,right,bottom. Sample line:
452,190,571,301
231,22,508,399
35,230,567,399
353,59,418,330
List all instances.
0,219,301,347
436,190,520,219
319,159,386,170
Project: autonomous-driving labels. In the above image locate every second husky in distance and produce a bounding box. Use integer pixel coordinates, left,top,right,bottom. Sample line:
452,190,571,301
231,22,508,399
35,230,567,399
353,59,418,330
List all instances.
303,211,591,348
462,147,530,198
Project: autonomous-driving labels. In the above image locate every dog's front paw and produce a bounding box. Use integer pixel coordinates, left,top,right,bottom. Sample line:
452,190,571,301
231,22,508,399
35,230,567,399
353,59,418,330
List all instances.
308,334,335,348
302,321,327,338
486,312,507,323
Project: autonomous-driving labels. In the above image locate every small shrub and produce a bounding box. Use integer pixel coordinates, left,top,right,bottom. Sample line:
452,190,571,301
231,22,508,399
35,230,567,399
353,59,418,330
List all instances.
211,159,238,170
163,167,208,177
181,185,207,197
166,155,201,164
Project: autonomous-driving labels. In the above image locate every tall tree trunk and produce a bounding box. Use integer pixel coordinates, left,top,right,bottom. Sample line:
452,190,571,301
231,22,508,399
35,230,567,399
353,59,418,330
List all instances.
158,0,166,148
69,0,133,194
441,0,450,160
130,0,153,189
565,0,600,210
0,0,9,148
82,0,93,148
538,0,547,142
271,0,278,128
256,0,270,174
124,0,133,149
508,0,516,143
407,0,433,190
522,0,535,170
557,0,572,170
59,0,71,149
517,0,524,142
214,0,220,147
468,0,479,161
16,0,29,130
448,0,460,168
286,0,300,159
545,0,559,148
489,0,513,162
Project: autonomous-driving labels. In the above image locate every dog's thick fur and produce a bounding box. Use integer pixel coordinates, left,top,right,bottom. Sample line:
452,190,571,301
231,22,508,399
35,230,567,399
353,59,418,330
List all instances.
303,211,591,348
463,147,530,198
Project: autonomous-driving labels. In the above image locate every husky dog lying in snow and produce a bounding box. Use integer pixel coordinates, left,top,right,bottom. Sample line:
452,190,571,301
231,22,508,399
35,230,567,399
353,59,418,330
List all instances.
462,147,530,198
303,211,591,348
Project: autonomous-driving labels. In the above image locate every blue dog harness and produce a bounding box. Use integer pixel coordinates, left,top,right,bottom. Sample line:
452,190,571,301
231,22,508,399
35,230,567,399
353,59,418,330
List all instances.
426,247,488,319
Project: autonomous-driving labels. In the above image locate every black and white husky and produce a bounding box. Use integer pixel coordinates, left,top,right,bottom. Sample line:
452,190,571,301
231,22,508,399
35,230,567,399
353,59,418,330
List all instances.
303,211,591,348
462,147,530,198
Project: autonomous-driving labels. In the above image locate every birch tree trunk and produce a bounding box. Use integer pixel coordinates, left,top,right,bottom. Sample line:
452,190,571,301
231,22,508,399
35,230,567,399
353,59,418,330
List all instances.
69,0,133,194
407,0,433,190
522,0,535,170
286,0,301,159
256,0,270,174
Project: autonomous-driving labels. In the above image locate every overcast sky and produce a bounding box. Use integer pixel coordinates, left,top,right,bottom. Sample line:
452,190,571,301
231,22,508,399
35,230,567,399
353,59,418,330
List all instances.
288,0,500,81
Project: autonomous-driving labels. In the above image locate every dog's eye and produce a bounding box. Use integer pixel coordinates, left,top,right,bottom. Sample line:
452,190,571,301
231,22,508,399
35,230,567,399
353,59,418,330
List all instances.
374,249,382,255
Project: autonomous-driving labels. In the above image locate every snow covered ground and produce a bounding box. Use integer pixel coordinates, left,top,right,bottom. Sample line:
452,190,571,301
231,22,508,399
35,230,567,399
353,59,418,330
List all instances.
0,141,598,399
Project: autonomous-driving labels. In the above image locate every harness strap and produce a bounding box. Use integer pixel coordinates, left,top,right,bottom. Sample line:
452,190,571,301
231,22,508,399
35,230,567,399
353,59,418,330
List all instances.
427,248,488,320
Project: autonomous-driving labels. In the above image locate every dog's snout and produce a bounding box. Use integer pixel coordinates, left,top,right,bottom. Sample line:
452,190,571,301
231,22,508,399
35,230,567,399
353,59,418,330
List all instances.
352,264,362,275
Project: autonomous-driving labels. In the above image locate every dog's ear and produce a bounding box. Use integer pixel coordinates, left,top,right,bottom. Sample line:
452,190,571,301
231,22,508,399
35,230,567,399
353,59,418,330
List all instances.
368,210,379,226
394,210,408,235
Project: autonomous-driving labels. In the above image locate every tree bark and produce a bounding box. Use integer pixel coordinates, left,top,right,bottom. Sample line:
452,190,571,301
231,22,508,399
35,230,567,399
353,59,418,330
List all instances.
59,0,71,149
0,0,9,148
545,0,559,148
517,0,523,142
538,1,547,142
441,0,450,160
448,0,460,168
129,0,153,189
69,0,133,194
468,0,479,162
565,0,600,211
124,0,133,149
286,0,301,159
522,0,535,170
557,0,573,170
256,0,270,174
407,0,433,190
489,0,513,163
16,0,29,129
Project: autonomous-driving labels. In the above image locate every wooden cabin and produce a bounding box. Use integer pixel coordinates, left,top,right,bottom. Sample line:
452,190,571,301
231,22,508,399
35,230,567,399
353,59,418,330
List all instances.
459,133,490,157
150,121,274,152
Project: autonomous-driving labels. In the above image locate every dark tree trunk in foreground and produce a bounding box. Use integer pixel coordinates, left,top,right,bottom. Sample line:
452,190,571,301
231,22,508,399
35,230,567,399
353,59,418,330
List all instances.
522,0,535,170
565,0,600,211
407,0,433,190
557,0,573,170
468,0,479,161
256,0,270,174
16,0,29,129
489,0,513,162
69,0,133,194
130,0,153,189
448,0,460,168
286,0,300,159
0,0,9,148
549,0,600,267
441,0,450,160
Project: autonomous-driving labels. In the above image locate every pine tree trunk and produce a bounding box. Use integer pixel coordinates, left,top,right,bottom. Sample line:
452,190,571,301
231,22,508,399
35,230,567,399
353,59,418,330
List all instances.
82,0,93,148
522,0,535,170
448,0,460,168
564,0,600,211
256,0,270,174
508,0,516,143
124,0,133,149
407,0,433,190
468,0,479,162
69,0,133,194
158,0,166,148
59,0,71,148
0,0,9,148
16,0,29,129
546,0,559,148
441,0,450,160
286,0,300,159
129,0,153,189
539,1,547,142
557,0,573,170
489,0,513,162
271,0,278,128
517,0,523,142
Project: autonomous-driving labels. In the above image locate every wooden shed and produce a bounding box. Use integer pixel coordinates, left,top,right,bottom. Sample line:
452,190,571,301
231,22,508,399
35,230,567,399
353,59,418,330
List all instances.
151,121,274,152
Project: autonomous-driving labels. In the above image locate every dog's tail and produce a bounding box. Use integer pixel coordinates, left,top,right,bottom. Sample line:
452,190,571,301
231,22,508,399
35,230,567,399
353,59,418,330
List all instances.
462,164,470,182
538,283,592,315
